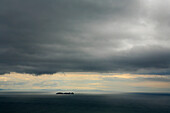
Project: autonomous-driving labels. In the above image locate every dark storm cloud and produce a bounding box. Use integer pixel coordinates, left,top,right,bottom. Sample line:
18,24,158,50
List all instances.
0,0,170,74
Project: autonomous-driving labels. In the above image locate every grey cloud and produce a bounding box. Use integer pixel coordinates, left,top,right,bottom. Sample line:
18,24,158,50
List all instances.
33,81,58,87
0,0,170,74
0,81,26,86
136,77,170,82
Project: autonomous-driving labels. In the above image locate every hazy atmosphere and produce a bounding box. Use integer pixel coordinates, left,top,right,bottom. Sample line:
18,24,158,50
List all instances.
1,1,170,113
0,0,170,92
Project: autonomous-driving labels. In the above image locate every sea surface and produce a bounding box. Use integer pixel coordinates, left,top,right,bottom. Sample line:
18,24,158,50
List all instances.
0,92,170,113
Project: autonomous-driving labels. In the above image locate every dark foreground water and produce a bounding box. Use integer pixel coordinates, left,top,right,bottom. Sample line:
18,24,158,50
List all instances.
0,92,170,113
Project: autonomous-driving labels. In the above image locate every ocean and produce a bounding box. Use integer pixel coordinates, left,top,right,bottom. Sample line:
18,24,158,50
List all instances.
0,92,170,113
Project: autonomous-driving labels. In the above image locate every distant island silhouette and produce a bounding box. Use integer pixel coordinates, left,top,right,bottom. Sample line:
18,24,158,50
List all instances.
56,92,74,95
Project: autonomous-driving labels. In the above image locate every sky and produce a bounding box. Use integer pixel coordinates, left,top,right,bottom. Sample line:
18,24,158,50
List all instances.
0,0,170,92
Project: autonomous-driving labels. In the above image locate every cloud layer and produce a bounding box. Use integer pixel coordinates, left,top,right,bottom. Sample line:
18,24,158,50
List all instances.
0,72,170,92
0,0,170,74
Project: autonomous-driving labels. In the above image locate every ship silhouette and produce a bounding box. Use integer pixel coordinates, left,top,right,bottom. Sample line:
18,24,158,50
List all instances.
56,92,74,94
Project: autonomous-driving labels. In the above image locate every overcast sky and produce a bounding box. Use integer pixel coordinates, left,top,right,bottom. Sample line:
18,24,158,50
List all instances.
0,0,170,75
1,0,170,92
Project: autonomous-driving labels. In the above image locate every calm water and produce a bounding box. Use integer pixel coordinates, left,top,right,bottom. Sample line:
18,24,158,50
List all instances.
0,92,170,113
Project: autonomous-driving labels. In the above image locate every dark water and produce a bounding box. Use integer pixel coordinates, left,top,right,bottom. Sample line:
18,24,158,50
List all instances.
0,92,170,113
